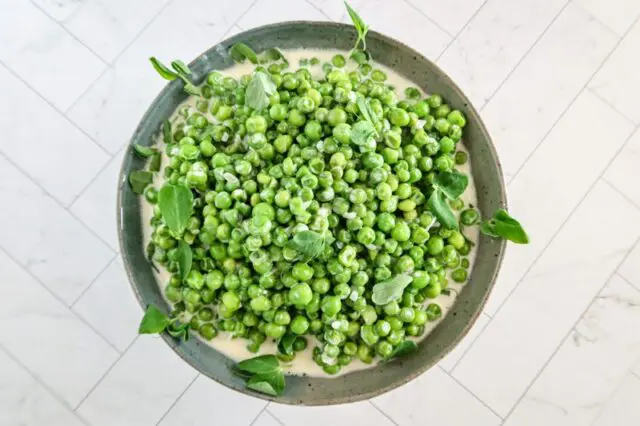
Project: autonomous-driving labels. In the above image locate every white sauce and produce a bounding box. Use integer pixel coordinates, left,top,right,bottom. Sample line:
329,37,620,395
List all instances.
140,49,479,377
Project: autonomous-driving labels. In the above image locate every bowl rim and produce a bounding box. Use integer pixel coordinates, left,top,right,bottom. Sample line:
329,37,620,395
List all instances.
117,20,507,405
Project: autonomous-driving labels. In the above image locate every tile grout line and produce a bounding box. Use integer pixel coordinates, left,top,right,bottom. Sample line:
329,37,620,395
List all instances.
154,373,200,425
588,87,638,126
435,0,488,62
248,402,271,426
0,345,91,426
401,0,455,38
447,313,493,372
28,0,110,66
602,177,640,214
504,12,640,187
0,61,111,157
500,235,640,424
265,407,287,426
588,365,640,426
0,244,122,356
613,272,640,294
304,0,335,22
439,365,504,420
69,254,118,308
369,400,400,425
0,150,117,253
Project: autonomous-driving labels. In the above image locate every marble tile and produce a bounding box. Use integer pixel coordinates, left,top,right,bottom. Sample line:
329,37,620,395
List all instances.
0,152,114,304
453,181,640,417
62,0,172,63
505,276,640,426
577,0,640,36
604,128,640,208
631,356,640,377
159,375,266,426
618,240,640,292
77,336,198,426
256,411,284,426
0,350,85,426
0,250,119,407
482,2,618,180
70,150,125,250
0,1,105,111
373,367,501,426
73,258,141,352
437,0,568,107
31,0,83,21
68,0,253,154
306,0,347,21
593,373,640,426
0,65,109,207
590,18,640,124
238,0,329,29
439,312,491,371
408,0,486,35
484,91,635,314
268,400,395,426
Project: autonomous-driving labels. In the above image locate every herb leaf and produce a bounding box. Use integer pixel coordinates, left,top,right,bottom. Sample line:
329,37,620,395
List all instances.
246,72,276,111
157,184,193,236
350,121,376,147
277,333,297,356
384,340,418,361
162,120,172,145
133,144,156,158
229,43,259,64
237,355,280,375
434,171,469,200
171,60,191,76
247,371,285,396
176,241,192,282
149,57,178,80
481,209,529,244
356,96,379,126
138,305,171,334
372,274,413,305
128,170,153,194
167,321,190,341
287,230,325,258
149,152,162,172
427,189,458,230
345,1,369,50
182,83,200,96
260,48,284,63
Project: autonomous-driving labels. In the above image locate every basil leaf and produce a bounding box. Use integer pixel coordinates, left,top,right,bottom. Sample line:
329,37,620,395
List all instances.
278,333,297,356
384,340,418,361
149,152,162,172
260,47,284,63
237,355,280,375
149,57,178,80
434,171,469,200
246,72,276,111
427,189,458,230
162,120,172,145
158,184,193,236
167,321,190,341
372,274,413,305
138,305,170,334
171,60,191,76
132,144,156,158
350,121,376,146
128,170,153,194
287,230,325,258
345,1,369,50
481,209,529,244
176,241,192,282
229,42,259,64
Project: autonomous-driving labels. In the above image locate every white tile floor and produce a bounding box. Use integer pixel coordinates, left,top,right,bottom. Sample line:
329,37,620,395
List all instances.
1,0,640,424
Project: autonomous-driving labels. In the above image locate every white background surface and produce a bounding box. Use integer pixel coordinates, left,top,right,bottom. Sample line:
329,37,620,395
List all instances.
1,0,640,425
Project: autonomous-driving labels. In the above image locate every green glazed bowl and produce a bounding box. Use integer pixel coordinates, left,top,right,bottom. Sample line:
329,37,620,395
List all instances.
117,21,506,405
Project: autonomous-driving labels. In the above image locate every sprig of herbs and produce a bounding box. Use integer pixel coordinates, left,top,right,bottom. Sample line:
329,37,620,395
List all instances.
345,1,369,52
138,304,190,341
480,209,529,244
149,57,200,96
234,355,286,397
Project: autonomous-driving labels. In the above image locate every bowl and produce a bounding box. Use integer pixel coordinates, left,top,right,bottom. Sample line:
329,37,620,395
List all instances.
117,21,507,405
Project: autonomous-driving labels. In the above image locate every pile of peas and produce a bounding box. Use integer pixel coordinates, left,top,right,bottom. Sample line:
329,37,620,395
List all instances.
144,52,480,374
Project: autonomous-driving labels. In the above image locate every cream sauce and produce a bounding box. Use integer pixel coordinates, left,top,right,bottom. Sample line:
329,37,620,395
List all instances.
140,49,479,377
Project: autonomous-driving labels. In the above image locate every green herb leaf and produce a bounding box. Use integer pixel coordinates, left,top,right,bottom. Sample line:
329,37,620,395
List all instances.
157,184,193,236
237,355,280,375
171,60,191,76
229,42,259,64
149,152,162,172
287,230,326,258
166,321,190,341
162,120,172,145
480,209,529,244
182,83,200,96
434,171,469,200
247,370,285,396
149,57,178,80
138,305,171,334
372,274,413,305
345,1,369,50
176,241,192,282
128,170,153,194
132,144,156,158
384,340,418,361
246,71,276,111
356,96,378,126
260,48,284,63
277,333,297,356
427,189,458,230
350,121,376,146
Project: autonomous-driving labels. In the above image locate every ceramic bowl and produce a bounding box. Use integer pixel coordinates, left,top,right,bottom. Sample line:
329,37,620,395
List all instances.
117,21,507,405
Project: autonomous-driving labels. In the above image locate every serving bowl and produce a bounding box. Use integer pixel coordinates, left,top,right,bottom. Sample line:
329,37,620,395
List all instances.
117,21,507,405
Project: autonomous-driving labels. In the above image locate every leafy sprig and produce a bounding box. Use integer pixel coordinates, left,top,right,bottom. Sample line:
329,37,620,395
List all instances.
234,355,286,397
149,57,200,96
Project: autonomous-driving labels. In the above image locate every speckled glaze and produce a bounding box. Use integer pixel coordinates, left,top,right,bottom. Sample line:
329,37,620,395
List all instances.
117,22,507,406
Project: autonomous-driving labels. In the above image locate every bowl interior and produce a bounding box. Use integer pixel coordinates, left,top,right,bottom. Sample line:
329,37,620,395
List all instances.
118,22,506,405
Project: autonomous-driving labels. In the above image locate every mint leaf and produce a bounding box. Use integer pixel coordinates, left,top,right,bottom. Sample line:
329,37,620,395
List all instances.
350,121,376,147
481,209,529,244
372,274,413,305
246,72,276,110
138,305,171,334
132,144,156,158
149,152,162,172
157,184,193,236
345,2,369,50
434,170,469,200
171,60,191,76
229,43,259,64
428,189,458,230
287,230,325,258
384,340,418,361
128,170,153,194
277,333,297,356
149,57,178,80
237,355,280,375
162,120,172,145
176,241,192,282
